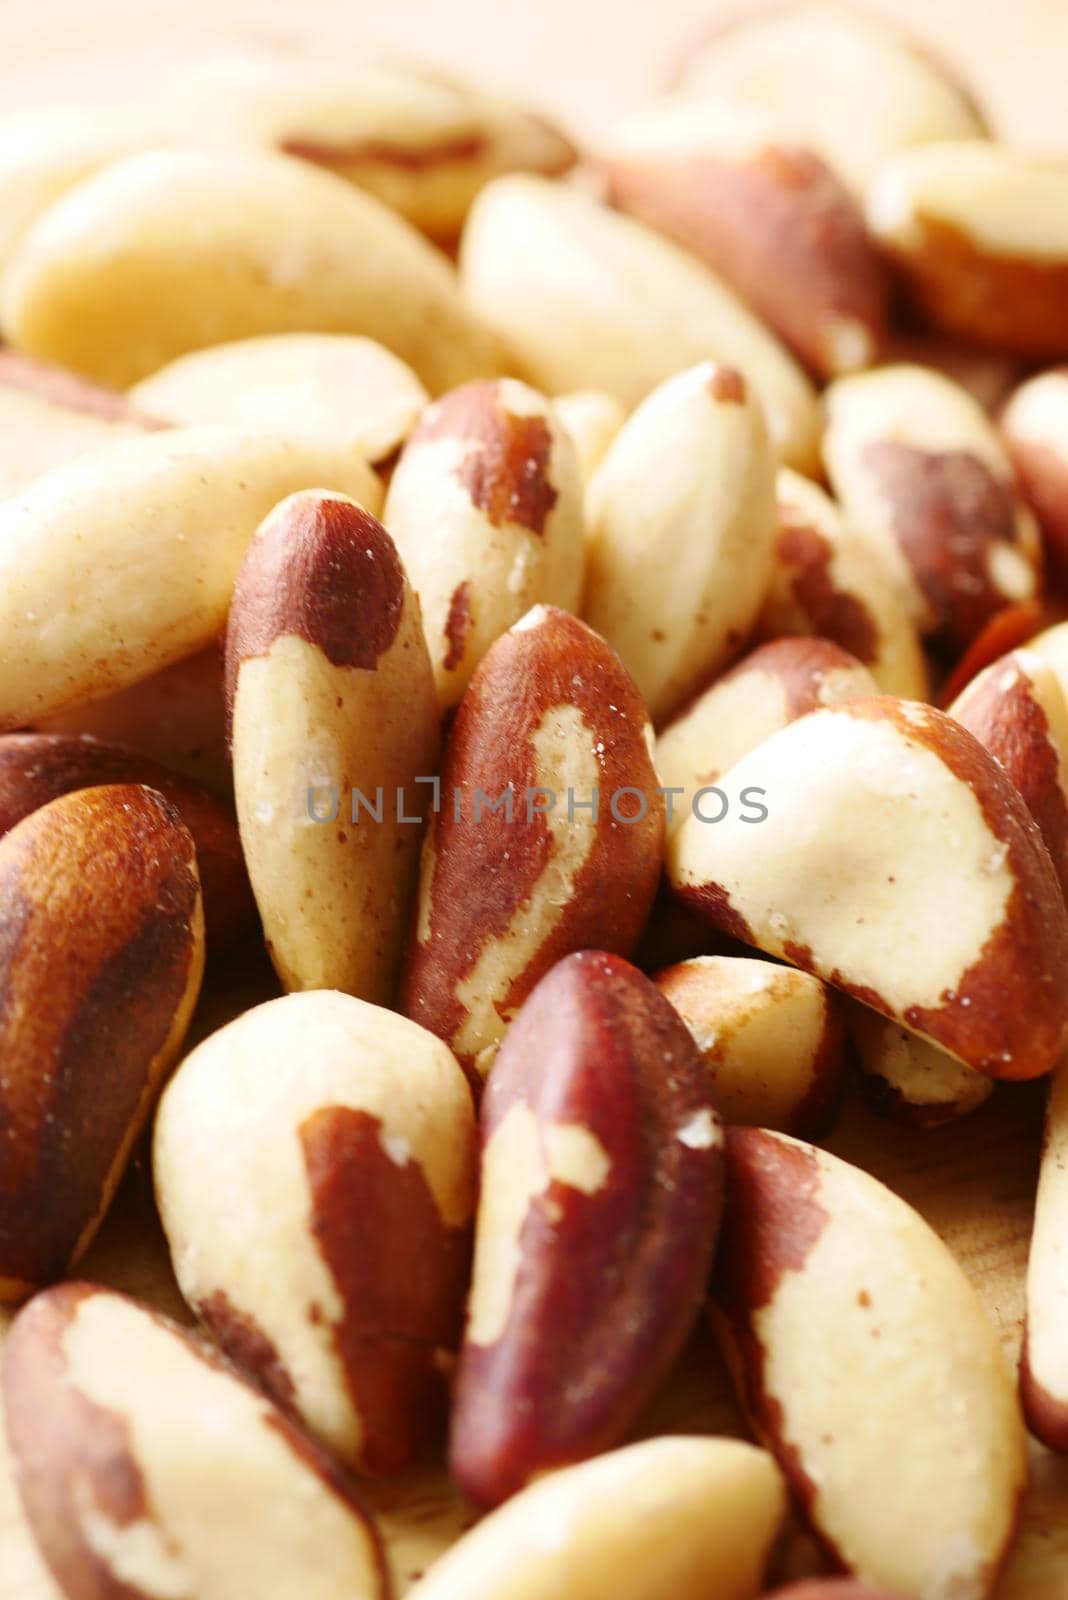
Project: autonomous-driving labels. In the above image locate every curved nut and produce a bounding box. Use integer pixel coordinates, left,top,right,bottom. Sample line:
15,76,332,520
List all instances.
883,329,1019,415
0,732,254,952
451,951,723,1506
676,6,988,195
0,785,204,1300
584,362,777,724
823,364,1041,653
459,174,820,472
0,147,504,392
154,989,475,1475
226,490,440,1002
383,379,585,708
758,469,929,699
848,1006,994,1127
3,1283,390,1599
1001,367,1068,571
868,143,1068,360
654,955,846,1136
938,600,1047,708
0,424,382,731
400,605,664,1080
668,696,1068,1080
409,1436,784,1600
1023,1063,1068,1450
713,1127,1026,1598
131,334,428,465
597,96,888,379
656,636,877,838
553,390,626,483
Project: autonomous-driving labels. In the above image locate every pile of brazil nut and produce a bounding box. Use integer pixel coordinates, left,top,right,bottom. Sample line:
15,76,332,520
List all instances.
5,8,1068,1598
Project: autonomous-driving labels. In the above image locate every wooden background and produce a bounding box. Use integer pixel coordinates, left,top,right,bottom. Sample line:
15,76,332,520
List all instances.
3,1,1068,1596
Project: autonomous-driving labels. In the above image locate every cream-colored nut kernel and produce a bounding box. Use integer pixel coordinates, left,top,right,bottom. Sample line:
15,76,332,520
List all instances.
669,696,1068,1080
1023,1063,1068,1451
654,956,846,1135
0,147,504,392
848,1006,994,1127
1001,367,1068,571
0,424,382,731
714,1128,1027,1600
758,469,929,699
868,142,1068,360
823,364,1041,652
4,1284,389,1599
677,5,987,195
553,390,626,484
0,786,204,1301
154,989,474,1475
408,1435,784,1600
655,636,877,838
596,95,888,379
131,334,428,465
383,379,585,708
227,491,440,1003
584,362,776,723
459,175,820,472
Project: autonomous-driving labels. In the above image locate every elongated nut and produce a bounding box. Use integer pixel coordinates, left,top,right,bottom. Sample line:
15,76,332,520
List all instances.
597,96,888,378
1,147,503,392
451,951,723,1506
950,647,1068,903
677,6,988,195
409,1436,784,1600
584,362,776,723
154,989,474,1474
401,605,664,1080
0,424,382,731
0,732,254,952
459,174,820,471
0,785,204,1301
713,1128,1026,1599
553,390,626,483
823,364,1041,654
383,380,585,707
3,1283,390,1599
1022,1063,1068,1450
131,334,428,465
226,491,439,1002
1001,367,1068,571
758,469,929,699
654,956,846,1135
669,696,1068,1080
868,144,1068,360
655,637,877,838
848,1007,994,1127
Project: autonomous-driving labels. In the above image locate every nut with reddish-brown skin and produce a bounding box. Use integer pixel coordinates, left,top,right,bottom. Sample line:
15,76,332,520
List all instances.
712,1128,1026,1598
656,636,878,838
0,784,205,1301
868,143,1068,360
3,1283,391,1599
884,328,1019,416
449,950,723,1507
400,605,664,1081
669,696,1068,1080
226,490,440,1005
154,989,475,1477
936,600,1048,708
596,97,888,380
1022,1063,1068,1451
0,732,255,952
823,364,1042,655
758,470,928,699
654,956,846,1137
764,1584,911,1599
383,379,585,708
1002,368,1068,574
584,361,777,725
847,1006,993,1128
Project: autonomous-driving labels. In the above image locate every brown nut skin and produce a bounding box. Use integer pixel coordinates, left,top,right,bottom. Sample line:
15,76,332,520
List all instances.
0,785,205,1301
848,1005,994,1129
765,1585,910,1600
0,732,255,952
450,950,724,1508
3,1283,391,1600
400,605,664,1081
937,600,1048,707
1002,367,1068,574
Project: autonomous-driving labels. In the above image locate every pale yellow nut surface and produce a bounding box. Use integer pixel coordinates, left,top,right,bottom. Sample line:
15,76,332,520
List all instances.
1025,1064,1068,1437
0,375,149,500
459,175,819,471
553,389,626,484
1002,367,1068,456
584,361,777,724
407,1435,784,1600
0,424,382,729
1029,620,1068,695
849,1006,994,1121
0,147,503,391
